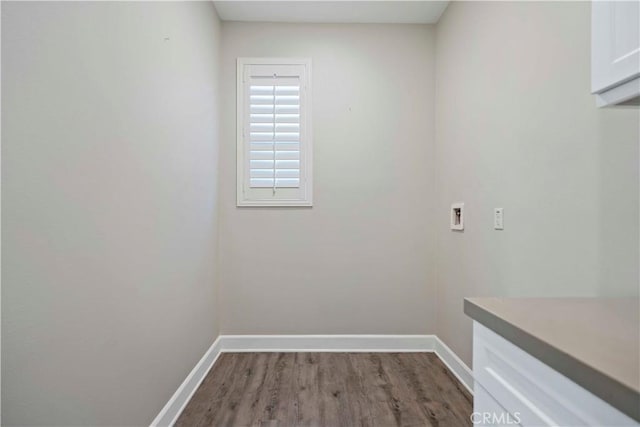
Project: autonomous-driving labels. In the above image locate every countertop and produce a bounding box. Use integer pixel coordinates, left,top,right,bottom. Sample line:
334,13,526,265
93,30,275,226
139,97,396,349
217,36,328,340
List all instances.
464,297,640,422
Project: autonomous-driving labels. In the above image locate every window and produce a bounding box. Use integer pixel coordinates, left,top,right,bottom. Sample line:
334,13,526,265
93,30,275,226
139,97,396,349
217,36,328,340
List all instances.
237,58,313,206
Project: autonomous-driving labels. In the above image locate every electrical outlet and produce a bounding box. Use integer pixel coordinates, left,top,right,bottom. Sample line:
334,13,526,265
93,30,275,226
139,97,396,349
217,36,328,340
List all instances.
494,208,504,230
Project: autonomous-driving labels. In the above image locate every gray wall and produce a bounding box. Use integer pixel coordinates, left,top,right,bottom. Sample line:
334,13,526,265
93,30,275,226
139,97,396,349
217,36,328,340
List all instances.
434,1,640,367
219,23,437,334
1,2,221,425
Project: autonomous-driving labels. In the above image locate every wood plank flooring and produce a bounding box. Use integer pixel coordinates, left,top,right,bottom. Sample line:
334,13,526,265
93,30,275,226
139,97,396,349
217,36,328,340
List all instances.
175,353,472,427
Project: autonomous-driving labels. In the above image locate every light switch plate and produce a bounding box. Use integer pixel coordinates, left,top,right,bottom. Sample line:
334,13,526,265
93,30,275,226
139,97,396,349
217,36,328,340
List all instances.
494,208,504,230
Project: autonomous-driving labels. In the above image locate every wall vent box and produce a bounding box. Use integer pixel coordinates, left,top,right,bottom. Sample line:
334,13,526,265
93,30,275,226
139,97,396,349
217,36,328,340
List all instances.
450,203,464,230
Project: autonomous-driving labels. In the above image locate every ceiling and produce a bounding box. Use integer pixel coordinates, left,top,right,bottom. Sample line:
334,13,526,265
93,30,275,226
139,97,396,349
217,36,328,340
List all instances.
213,1,450,24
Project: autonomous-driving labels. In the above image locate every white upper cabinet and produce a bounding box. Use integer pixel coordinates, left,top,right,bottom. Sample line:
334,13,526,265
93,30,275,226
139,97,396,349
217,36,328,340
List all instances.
591,0,640,106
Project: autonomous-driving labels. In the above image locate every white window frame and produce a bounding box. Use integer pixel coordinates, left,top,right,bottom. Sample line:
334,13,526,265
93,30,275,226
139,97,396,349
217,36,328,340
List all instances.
237,57,313,207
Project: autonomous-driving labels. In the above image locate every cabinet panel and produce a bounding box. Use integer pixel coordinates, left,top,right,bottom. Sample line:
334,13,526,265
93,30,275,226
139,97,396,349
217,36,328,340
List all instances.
592,0,640,94
472,322,638,427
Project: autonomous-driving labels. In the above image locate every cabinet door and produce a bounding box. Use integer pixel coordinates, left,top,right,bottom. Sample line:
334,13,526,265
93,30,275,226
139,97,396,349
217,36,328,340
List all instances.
472,322,639,426
591,0,640,93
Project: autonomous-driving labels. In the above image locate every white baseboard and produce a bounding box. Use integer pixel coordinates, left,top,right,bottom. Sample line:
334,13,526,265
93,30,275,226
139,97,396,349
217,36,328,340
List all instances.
150,334,473,426
219,334,436,352
150,336,223,427
434,336,474,395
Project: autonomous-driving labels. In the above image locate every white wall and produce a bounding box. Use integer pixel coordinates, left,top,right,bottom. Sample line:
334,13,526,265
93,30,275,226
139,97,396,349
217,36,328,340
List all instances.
3,3,638,424
434,1,640,367
1,2,221,425
219,23,437,334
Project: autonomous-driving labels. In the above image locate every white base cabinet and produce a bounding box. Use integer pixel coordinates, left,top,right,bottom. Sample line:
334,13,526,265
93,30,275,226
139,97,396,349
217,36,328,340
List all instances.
591,0,640,106
472,322,638,427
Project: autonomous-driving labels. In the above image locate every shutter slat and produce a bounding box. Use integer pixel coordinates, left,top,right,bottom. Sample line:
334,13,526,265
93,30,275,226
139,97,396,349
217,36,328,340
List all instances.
250,114,300,123
275,86,299,94
275,169,299,178
275,105,300,114
251,105,299,114
250,85,299,94
250,105,273,113
250,169,275,178
250,151,273,160
249,178,300,188
250,132,300,142
274,114,300,123
275,123,299,131
275,178,300,187
249,160,301,169
275,151,299,160
249,114,273,123
249,86,274,94
249,123,300,132
250,169,300,179
249,95,274,105
249,151,300,160
274,132,299,141
250,123,274,131
250,159,274,169
250,132,274,141
274,96,300,105
276,160,300,169
250,142,300,151
275,142,300,151
249,178,275,188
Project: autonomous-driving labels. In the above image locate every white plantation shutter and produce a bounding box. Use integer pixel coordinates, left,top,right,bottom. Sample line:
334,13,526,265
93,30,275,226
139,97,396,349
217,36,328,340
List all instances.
237,59,312,206
248,81,301,188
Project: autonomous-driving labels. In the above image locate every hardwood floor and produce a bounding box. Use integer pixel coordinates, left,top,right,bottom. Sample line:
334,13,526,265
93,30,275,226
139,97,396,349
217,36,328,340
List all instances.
175,352,472,427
